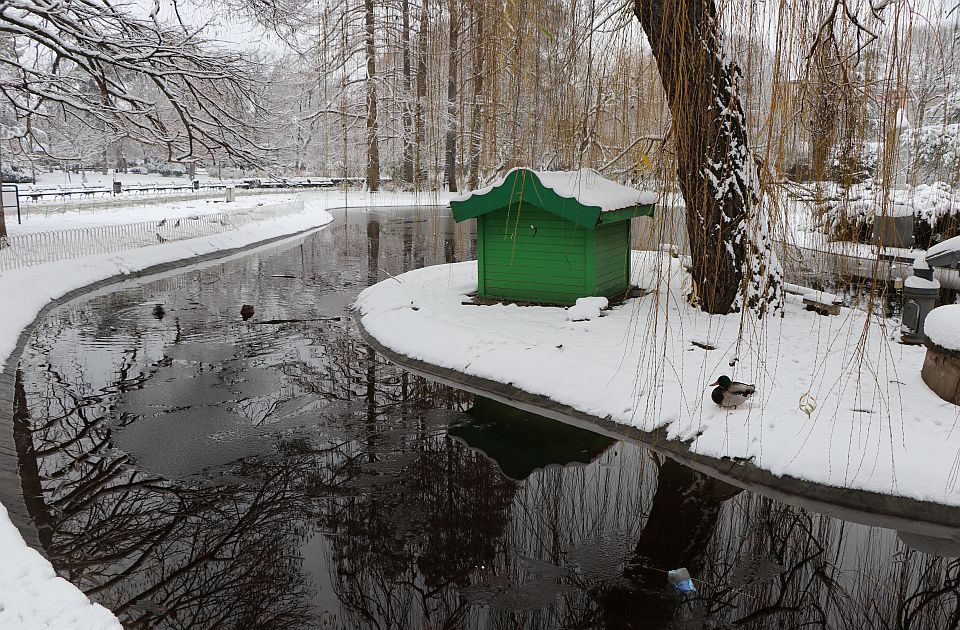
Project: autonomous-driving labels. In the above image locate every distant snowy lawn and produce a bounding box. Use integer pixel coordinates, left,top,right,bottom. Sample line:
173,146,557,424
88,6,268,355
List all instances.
8,193,298,235
31,170,197,188
356,251,960,506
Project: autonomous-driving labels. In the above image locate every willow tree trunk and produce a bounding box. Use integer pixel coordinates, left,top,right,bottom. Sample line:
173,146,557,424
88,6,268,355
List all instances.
809,42,839,181
444,0,459,193
634,0,778,315
364,0,380,192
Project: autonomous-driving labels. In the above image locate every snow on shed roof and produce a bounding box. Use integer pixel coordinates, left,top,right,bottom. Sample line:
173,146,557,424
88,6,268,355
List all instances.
451,168,657,213
927,234,960,269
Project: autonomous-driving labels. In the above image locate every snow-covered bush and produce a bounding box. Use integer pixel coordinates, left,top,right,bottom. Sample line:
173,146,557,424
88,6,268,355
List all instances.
814,180,960,247
1,161,34,184
814,182,882,243
906,93,960,183
909,123,960,179
158,164,186,177
910,182,960,248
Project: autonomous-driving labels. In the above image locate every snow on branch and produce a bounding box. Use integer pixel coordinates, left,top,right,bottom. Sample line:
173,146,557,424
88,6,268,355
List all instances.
0,0,273,163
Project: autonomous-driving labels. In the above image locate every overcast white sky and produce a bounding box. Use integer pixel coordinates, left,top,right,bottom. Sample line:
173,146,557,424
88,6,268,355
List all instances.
153,0,286,59
149,0,958,65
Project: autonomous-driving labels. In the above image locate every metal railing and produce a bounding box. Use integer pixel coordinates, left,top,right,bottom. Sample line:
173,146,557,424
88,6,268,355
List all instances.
16,177,340,203
0,198,305,273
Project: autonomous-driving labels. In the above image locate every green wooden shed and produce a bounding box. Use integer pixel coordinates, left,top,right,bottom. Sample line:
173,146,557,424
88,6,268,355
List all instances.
450,168,656,305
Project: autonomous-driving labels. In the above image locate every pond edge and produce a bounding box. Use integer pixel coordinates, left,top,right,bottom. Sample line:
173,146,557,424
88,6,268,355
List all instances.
0,221,331,552
355,314,960,542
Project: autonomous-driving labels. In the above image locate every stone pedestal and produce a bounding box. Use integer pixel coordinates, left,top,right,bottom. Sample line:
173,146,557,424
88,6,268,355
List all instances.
921,344,960,405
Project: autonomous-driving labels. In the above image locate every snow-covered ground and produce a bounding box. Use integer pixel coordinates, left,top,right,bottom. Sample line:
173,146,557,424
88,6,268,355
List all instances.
0,504,120,629
0,189,448,629
356,251,960,507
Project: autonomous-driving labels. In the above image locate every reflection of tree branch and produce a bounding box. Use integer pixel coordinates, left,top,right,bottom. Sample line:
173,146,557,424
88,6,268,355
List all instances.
84,517,180,595
324,440,515,628
898,559,960,628
25,378,316,628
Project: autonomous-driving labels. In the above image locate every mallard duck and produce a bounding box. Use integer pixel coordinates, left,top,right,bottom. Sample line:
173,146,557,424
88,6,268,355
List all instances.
709,375,755,408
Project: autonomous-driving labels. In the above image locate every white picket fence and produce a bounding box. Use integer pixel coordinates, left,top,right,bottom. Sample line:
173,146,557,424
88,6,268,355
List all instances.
0,198,304,272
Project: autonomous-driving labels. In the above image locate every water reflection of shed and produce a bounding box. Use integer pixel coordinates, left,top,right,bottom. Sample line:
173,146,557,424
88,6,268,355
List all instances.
450,168,656,305
448,397,615,480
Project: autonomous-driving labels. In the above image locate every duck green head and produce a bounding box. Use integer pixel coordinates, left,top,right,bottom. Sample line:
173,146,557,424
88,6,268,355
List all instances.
708,375,732,388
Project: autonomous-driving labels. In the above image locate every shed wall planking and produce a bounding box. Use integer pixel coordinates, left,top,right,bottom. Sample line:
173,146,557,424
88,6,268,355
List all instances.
590,221,630,297
480,204,590,304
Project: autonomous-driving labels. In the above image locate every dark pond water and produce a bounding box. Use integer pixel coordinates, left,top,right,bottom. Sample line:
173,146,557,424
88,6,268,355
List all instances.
12,206,960,629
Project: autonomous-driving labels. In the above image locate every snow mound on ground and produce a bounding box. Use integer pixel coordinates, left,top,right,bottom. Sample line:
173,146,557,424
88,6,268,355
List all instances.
567,297,608,321
0,504,120,630
925,305,960,351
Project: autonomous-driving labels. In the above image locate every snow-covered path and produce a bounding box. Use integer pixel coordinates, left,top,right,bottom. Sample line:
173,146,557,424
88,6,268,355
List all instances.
0,190,447,629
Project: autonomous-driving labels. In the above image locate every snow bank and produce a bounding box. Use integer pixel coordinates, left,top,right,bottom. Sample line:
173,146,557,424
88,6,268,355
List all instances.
356,251,960,507
925,305,960,351
0,504,120,629
0,189,447,629
452,168,658,211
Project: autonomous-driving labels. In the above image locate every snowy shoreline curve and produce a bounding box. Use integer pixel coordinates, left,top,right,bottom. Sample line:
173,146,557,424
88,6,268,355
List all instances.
354,252,960,540
0,192,446,630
